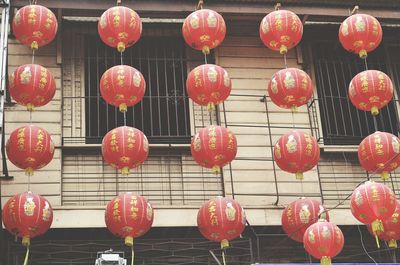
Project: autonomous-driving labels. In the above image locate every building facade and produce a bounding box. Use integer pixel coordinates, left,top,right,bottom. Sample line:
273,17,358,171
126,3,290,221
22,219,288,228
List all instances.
1,0,400,264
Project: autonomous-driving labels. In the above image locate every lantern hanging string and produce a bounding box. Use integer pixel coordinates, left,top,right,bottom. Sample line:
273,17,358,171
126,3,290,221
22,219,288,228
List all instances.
124,112,126,126
23,246,30,265
131,245,135,265
197,0,204,10
222,249,227,265
204,53,208,64
117,0,122,6
283,53,288,69
120,52,123,66
32,49,35,64
357,225,378,264
262,148,400,260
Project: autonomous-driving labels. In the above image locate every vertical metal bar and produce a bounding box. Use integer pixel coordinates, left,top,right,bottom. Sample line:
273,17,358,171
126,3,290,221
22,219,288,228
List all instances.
345,61,363,137
324,60,340,139
105,40,110,132
333,61,349,136
163,44,171,136
172,48,180,135
180,45,189,137
147,45,154,136
96,40,100,137
155,40,162,136
263,96,279,205
87,35,91,138
315,60,331,143
130,44,135,126
139,44,145,131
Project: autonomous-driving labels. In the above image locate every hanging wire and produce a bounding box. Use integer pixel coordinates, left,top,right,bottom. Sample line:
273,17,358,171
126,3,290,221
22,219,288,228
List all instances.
131,245,135,265
357,225,378,265
117,0,122,5
221,249,227,265
283,53,288,69
204,53,208,64
197,0,204,10
124,112,127,126
32,49,35,64
120,51,124,65
23,246,30,265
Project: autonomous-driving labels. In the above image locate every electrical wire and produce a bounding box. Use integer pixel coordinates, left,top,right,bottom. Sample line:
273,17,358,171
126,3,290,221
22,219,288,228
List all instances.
357,224,378,265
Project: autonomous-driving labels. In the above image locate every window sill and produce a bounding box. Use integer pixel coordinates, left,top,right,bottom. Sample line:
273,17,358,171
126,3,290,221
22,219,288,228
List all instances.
61,143,191,149
319,144,358,153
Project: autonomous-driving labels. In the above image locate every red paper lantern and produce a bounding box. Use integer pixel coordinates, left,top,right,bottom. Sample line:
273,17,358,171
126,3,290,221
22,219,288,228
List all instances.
274,130,320,180
9,64,56,111
100,65,146,112
259,10,303,54
368,200,400,249
105,193,153,246
191,126,237,174
339,14,382,58
12,5,58,49
268,68,313,111
186,64,231,111
303,220,344,265
197,196,246,249
98,6,142,52
182,9,226,55
6,125,54,176
349,70,393,116
350,181,397,248
358,131,400,181
2,191,53,246
282,198,329,243
102,126,149,176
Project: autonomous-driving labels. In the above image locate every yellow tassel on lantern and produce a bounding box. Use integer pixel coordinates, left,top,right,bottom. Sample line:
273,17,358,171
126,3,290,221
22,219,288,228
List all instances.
125,236,134,247
220,239,229,249
295,172,304,180
359,49,368,59
279,45,288,55
207,102,215,112
117,42,126,53
22,236,30,247
371,106,379,116
321,256,331,265
121,167,130,176
119,103,128,113
291,105,298,113
25,168,34,177
371,219,384,248
30,41,38,50
212,165,221,174
388,239,397,248
380,172,389,181
26,103,35,112
202,46,210,55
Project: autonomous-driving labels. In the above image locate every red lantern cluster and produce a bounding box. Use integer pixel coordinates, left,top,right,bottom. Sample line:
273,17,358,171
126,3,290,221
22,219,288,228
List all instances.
358,131,400,181
339,14,382,59
191,125,237,174
182,9,226,55
350,181,397,248
9,64,56,111
268,68,313,111
274,130,320,180
368,200,400,249
349,70,393,116
303,220,344,265
197,196,246,249
186,64,231,111
102,126,149,176
282,198,329,243
6,125,55,176
259,10,303,54
2,191,53,246
105,193,153,246
98,6,142,53
12,5,58,50
100,65,146,112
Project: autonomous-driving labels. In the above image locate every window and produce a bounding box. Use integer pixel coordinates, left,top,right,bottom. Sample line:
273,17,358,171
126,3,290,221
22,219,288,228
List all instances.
63,21,193,145
308,28,400,145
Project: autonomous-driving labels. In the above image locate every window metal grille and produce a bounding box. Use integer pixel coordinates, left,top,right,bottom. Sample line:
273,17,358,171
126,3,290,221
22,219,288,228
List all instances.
311,41,399,145
84,34,191,144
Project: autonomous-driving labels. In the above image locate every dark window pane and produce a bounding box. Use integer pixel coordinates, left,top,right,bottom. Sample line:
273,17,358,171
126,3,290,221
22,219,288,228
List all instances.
312,40,399,145
84,35,191,144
